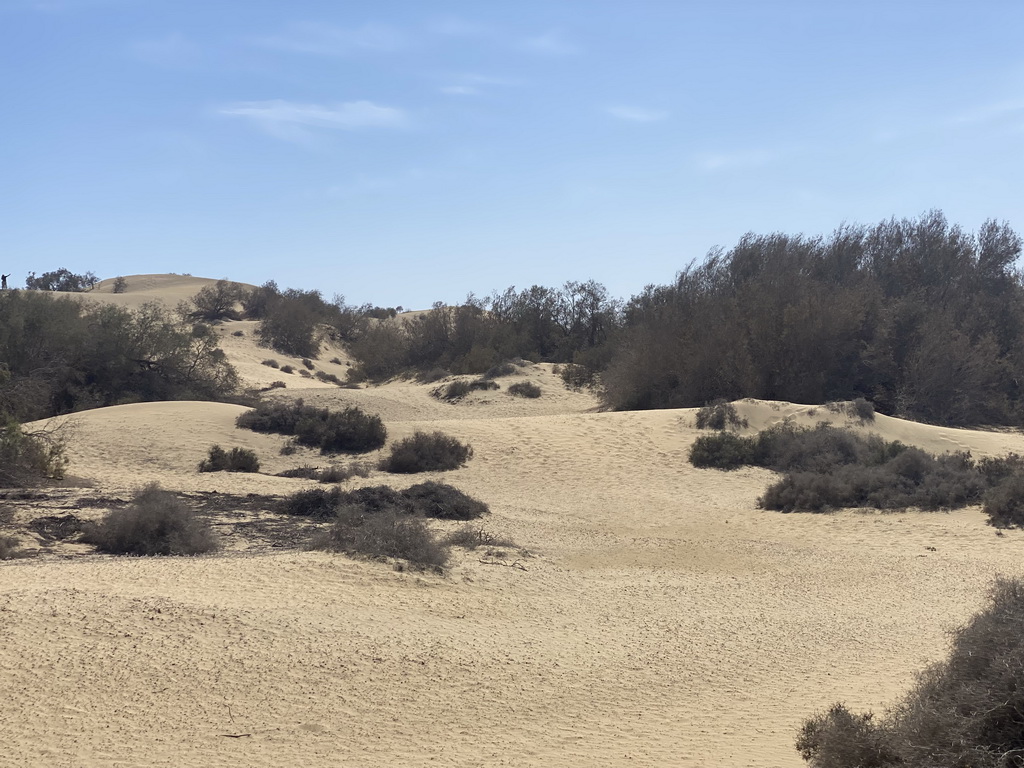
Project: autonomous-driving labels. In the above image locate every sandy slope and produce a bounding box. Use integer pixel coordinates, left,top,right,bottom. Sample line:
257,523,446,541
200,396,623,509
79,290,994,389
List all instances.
4,275,1024,767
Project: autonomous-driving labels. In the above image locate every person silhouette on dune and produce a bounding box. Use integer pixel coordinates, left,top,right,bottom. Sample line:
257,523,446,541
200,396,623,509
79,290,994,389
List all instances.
1,274,9,290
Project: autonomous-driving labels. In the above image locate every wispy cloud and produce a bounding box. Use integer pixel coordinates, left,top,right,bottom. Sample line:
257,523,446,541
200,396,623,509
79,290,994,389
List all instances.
221,100,407,142
437,72,520,97
252,21,405,56
696,149,776,171
606,105,668,123
520,30,578,56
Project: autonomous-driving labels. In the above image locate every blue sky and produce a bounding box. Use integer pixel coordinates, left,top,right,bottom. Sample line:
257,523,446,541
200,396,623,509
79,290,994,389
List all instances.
2,0,1023,308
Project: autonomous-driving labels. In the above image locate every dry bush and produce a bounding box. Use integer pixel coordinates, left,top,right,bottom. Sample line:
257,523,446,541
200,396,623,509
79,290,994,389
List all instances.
0,534,24,560
483,361,518,379
0,418,67,487
262,359,279,368
798,577,1024,767
302,358,315,370
381,431,473,473
310,507,450,571
314,370,343,385
402,481,489,519
280,481,486,520
276,462,371,483
82,484,217,556
280,364,294,374
198,445,260,473
432,379,499,401
237,400,386,454
444,525,515,549
508,381,541,398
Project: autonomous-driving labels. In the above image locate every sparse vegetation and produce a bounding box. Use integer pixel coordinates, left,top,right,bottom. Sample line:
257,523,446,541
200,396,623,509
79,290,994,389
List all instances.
797,577,1024,768
279,481,487,520
694,399,748,430
484,361,518,379
276,462,371,483
0,418,67,487
444,525,516,550
186,279,245,321
314,370,343,385
280,364,294,374
381,431,473,473
198,445,260,473
82,483,217,556
508,381,542,398
25,268,98,292
302,358,315,369
236,399,386,454
112,276,128,294
262,359,279,368
432,379,499,401
310,507,450,570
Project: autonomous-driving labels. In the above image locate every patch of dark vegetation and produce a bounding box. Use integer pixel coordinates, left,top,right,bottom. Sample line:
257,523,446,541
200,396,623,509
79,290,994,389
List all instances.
0,418,67,487
690,423,1021,517
185,279,245,321
28,513,84,541
559,362,597,390
330,357,343,365
380,431,473,474
443,525,516,550
262,359,279,368
81,483,218,556
302,358,315,370
483,361,518,379
314,370,343,385
280,364,294,374
25,267,98,292
0,534,24,559
112,276,128,294
309,507,450,571
198,445,261,473
797,577,1024,768
298,369,312,378
507,381,542,399
694,399,748,430
280,482,487,521
236,399,386,454
432,379,499,402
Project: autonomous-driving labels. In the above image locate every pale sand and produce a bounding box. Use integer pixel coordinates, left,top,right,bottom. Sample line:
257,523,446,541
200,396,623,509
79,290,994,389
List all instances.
4,275,1024,767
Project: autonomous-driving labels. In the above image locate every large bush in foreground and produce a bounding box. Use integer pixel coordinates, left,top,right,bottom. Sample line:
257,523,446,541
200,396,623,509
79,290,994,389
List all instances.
82,484,217,556
381,431,473,473
798,577,1024,767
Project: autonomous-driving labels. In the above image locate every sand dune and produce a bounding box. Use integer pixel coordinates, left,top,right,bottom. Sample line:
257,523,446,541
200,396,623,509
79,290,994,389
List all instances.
5,276,1024,767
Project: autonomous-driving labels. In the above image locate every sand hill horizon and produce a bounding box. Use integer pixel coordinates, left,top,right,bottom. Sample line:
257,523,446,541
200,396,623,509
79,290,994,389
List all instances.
3,273,1024,767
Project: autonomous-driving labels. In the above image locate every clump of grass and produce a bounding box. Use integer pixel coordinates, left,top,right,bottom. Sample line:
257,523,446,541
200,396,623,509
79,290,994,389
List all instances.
483,361,518,379
444,525,516,549
694,399,748,430
262,359,280,369
237,399,386,454
314,370,343,385
81,483,217,556
381,431,473,473
198,445,260,473
507,381,541,398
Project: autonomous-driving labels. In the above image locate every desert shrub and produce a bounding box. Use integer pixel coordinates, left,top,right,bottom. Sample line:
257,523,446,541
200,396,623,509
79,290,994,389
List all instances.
302,358,315,369
850,397,875,421
402,481,489,519
0,534,23,560
298,369,312,378
381,431,473,473
433,379,499,401
82,484,217,556
444,525,515,549
280,364,294,374
560,363,596,390
798,578,1024,767
198,445,260,473
276,462,371,483
265,381,286,390
484,361,518,379
232,330,244,337
187,280,245,321
983,474,1024,528
279,441,297,455
694,399,748,430
314,371,342,385
276,465,320,480
508,381,542,398
279,486,343,518
238,400,386,454
0,418,67,487
311,506,450,570
112,276,127,294
262,359,279,368
688,432,754,470
255,288,325,358
330,357,343,365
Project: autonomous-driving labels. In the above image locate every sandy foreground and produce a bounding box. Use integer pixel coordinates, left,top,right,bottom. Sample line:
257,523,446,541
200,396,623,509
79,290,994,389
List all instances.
4,278,1024,767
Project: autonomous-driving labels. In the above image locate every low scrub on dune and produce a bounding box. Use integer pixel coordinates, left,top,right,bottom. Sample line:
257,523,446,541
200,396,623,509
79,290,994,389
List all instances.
198,445,260,473
797,577,1024,768
380,431,473,474
280,481,488,521
310,506,450,571
432,378,499,402
507,381,542,398
236,399,386,454
690,423,1024,518
82,484,217,556
276,462,372,483
694,399,748,430
0,534,24,560
0,418,67,487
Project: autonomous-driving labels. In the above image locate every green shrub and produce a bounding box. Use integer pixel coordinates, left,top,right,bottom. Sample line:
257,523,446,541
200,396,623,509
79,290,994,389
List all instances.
310,507,450,570
82,484,217,556
187,279,245,321
694,399,748,430
797,578,1024,767
236,400,386,454
198,445,260,473
508,381,542,398
381,431,473,473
